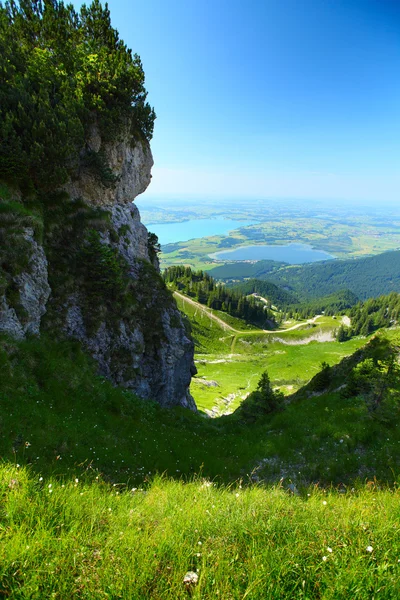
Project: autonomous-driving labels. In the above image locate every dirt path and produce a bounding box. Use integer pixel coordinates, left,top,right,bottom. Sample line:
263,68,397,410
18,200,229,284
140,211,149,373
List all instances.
174,291,323,336
174,292,241,332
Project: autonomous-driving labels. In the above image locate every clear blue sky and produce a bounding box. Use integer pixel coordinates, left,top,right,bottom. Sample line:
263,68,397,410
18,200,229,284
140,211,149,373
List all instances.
78,0,400,203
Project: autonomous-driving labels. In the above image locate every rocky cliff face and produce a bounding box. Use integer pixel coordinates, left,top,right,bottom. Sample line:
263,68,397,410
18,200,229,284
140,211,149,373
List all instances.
0,228,51,339
65,123,153,207
0,126,197,410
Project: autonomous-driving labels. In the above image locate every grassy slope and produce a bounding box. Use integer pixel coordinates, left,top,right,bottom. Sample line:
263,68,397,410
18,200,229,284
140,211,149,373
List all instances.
2,330,400,598
1,331,400,487
2,463,400,599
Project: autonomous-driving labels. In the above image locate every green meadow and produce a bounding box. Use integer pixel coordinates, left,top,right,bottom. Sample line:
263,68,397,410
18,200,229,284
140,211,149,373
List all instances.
175,294,367,414
2,464,400,599
2,327,400,598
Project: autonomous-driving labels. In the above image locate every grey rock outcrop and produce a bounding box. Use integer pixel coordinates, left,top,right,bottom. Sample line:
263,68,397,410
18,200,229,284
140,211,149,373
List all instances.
0,124,196,410
63,297,196,410
60,195,197,409
65,123,154,207
0,228,50,339
60,127,196,409
109,202,151,265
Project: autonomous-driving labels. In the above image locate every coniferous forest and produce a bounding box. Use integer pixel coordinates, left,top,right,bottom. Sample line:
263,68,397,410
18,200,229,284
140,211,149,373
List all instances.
164,266,278,328
0,0,155,193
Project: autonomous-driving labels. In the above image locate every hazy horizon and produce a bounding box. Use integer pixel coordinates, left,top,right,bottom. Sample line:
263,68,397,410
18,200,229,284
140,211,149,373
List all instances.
74,0,400,204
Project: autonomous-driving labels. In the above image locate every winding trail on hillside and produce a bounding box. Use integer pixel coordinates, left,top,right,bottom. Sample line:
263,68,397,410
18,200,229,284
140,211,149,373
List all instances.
176,291,353,418
173,291,323,335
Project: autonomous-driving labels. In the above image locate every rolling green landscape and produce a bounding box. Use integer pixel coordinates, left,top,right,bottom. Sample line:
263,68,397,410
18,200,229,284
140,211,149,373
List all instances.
152,202,400,271
2,0,400,598
174,292,365,414
2,320,400,597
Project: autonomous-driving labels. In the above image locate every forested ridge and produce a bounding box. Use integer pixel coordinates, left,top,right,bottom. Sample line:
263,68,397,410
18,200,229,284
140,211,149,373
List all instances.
209,250,400,301
281,289,359,319
228,278,298,306
336,292,400,340
163,266,278,328
268,251,400,300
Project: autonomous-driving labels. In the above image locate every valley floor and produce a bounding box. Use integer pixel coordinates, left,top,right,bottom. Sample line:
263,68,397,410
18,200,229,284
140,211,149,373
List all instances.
174,293,366,415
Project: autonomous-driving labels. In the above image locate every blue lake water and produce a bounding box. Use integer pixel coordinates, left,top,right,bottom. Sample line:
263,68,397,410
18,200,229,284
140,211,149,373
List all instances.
145,218,254,246
210,243,335,264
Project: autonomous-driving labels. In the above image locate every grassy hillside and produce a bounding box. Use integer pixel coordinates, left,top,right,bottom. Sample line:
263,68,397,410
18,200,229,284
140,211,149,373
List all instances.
2,330,400,598
1,331,400,487
2,463,400,599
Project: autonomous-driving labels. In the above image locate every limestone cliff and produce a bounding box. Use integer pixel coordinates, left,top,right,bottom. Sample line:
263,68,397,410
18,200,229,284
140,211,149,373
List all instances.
0,227,50,340
0,127,197,410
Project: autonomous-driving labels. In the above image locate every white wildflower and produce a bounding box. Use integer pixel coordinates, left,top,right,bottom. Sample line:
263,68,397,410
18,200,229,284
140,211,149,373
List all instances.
183,571,198,587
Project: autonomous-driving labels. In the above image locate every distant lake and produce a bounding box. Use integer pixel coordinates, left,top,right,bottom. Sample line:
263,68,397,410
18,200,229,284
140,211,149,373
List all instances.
145,218,255,246
210,243,335,264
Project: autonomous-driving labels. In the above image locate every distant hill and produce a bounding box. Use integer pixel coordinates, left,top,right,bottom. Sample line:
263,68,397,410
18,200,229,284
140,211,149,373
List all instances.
230,278,299,306
208,259,287,280
284,289,359,317
211,251,400,300
269,251,400,300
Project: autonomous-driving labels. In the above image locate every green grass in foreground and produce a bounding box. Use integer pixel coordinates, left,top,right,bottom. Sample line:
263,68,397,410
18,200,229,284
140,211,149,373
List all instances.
1,333,400,487
1,464,400,599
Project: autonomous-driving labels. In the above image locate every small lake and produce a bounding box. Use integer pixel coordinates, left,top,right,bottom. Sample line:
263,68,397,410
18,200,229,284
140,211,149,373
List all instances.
210,243,335,264
145,218,255,246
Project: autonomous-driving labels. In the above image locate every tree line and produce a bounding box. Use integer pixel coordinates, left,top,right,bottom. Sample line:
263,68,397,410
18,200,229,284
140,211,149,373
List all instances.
0,0,155,193
163,266,278,329
336,292,400,341
283,289,359,320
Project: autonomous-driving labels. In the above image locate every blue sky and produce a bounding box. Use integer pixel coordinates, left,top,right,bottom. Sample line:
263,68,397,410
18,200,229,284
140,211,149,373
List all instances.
78,0,400,203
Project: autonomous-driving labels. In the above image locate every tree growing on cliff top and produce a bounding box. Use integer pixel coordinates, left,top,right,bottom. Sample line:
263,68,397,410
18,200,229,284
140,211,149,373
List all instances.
0,0,155,192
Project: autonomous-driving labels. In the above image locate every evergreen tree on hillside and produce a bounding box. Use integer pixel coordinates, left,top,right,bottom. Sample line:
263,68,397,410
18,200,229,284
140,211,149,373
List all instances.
342,338,400,413
240,371,284,421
